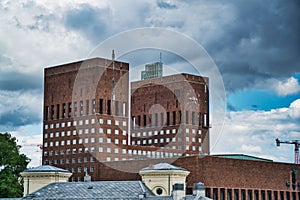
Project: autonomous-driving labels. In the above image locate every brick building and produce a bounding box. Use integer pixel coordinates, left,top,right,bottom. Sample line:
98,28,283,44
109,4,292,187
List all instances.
95,155,300,200
42,57,209,181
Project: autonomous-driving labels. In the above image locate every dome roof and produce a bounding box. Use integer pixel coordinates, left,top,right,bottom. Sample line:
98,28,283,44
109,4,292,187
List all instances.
140,163,187,171
24,165,70,173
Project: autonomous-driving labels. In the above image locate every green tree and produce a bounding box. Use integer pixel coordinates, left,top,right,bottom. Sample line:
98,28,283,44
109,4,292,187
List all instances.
0,132,30,197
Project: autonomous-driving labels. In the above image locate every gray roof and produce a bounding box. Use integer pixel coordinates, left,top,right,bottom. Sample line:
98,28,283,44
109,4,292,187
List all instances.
23,165,71,173
140,163,187,171
22,181,153,200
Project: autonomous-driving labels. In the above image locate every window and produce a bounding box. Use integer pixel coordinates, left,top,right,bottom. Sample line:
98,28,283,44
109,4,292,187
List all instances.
122,140,126,145
99,147,103,152
173,111,176,125
107,100,111,115
115,101,119,116
107,138,111,143
99,99,103,114
80,101,83,116
115,130,119,135
114,148,119,153
56,104,60,119
107,147,111,153
99,138,103,143
99,118,104,124
99,128,103,133
55,141,59,146
122,102,126,117
62,103,66,118
68,102,72,117
114,139,119,144
73,102,77,117
107,120,111,125
92,99,95,114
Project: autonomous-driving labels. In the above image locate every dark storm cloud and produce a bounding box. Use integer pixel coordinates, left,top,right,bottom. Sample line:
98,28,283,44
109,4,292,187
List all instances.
0,107,40,127
203,0,300,91
0,71,42,91
64,4,111,43
157,0,177,9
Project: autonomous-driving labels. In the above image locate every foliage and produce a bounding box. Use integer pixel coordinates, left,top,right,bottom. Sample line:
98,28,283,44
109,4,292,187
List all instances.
0,132,30,197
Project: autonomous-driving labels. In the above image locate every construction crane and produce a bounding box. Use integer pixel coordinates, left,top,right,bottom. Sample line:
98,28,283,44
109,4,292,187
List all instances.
276,138,300,164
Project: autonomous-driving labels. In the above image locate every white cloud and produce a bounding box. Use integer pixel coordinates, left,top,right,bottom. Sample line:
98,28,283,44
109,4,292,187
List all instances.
212,99,300,163
289,99,300,118
10,130,43,167
275,77,300,96
241,144,261,153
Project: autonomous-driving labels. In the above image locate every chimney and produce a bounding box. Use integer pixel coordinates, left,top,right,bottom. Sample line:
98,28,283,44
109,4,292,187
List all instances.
193,182,205,197
84,171,91,182
172,183,185,200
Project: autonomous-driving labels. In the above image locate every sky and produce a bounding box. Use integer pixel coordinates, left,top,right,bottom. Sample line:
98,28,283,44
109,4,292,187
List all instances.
0,0,299,167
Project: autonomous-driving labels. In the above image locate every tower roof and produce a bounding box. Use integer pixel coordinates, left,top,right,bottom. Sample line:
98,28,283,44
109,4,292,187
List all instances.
140,163,187,171
23,165,70,173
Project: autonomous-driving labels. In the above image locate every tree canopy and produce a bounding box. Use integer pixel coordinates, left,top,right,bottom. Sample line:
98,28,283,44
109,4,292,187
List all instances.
0,132,30,197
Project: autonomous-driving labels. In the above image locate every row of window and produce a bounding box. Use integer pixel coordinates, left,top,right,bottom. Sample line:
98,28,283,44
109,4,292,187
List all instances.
44,127,127,139
44,137,127,148
45,99,127,121
206,188,300,200
131,137,202,145
44,119,127,130
131,111,208,128
44,145,200,160
131,128,202,137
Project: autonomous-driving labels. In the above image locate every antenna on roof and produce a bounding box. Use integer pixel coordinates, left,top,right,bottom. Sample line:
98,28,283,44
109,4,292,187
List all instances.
112,50,115,61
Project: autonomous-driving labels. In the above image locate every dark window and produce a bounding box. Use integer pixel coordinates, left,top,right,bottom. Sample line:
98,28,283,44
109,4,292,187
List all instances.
155,113,158,127
292,192,296,200
56,104,60,119
68,103,72,117
198,112,202,126
137,115,141,127
173,111,176,125
213,188,218,200
286,192,290,200
122,102,127,117
166,112,170,126
205,188,211,198
227,189,232,200
149,114,152,127
268,191,272,200
254,190,259,200
280,191,284,200
241,189,246,200
179,111,182,124
192,111,195,125
115,101,119,116
80,101,83,116
99,99,103,114
156,188,163,195
273,191,278,200
248,190,253,200
86,100,89,115
107,100,111,115
234,189,239,200
261,190,266,200
143,115,146,127
62,103,66,119
74,102,77,117
176,99,178,108
161,113,164,126
45,106,49,121
220,188,225,200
